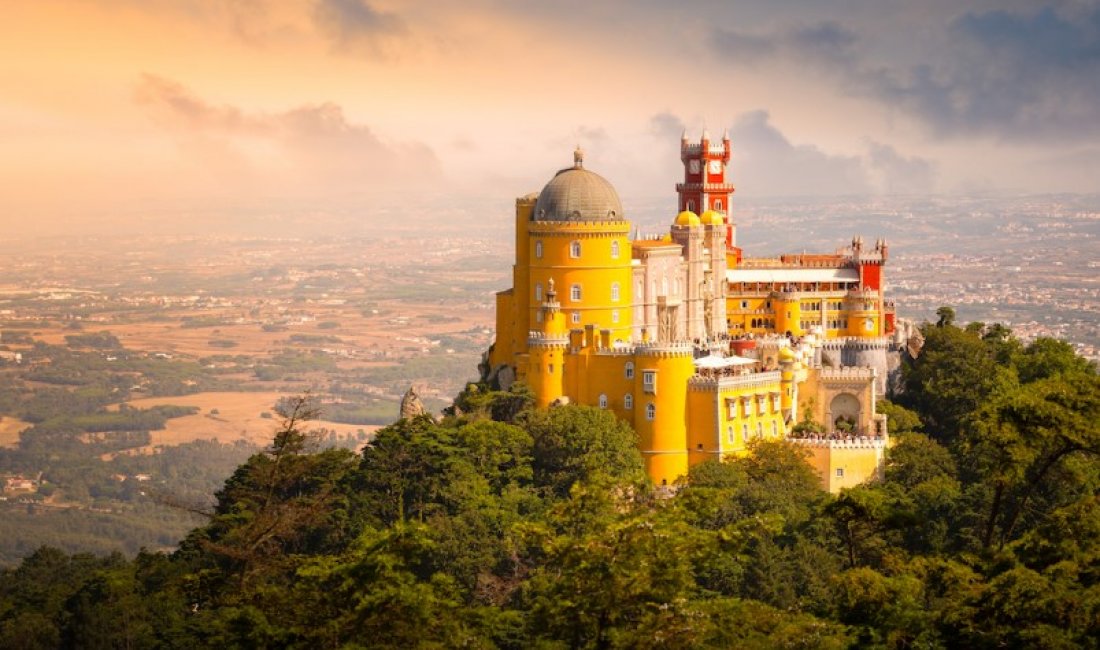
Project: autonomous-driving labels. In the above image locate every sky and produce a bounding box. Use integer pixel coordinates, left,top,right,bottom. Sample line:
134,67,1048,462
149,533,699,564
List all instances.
1,0,1099,232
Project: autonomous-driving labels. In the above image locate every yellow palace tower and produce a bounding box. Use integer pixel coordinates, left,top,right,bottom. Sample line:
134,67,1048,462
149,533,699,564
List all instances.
485,138,895,491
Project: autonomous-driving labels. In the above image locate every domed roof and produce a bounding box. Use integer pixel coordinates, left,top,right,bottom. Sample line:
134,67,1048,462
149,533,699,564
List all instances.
675,210,700,227
778,346,797,362
533,148,624,222
700,210,725,226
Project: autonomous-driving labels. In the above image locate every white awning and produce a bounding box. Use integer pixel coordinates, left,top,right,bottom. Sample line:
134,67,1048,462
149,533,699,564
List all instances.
727,267,859,284
694,354,758,369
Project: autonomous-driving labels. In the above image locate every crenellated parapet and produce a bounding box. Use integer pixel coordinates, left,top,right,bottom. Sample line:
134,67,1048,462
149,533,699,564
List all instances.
819,366,877,382
689,369,782,392
634,340,695,358
527,331,568,348
820,336,892,350
788,435,888,450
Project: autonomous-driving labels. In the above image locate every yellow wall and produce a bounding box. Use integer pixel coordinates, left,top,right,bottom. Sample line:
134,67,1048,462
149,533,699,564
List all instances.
803,444,886,492
633,348,693,486
528,220,633,343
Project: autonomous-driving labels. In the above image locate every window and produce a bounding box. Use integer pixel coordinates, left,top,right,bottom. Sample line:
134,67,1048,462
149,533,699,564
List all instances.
535,241,543,258
598,394,608,409
570,241,581,258
727,401,737,419
742,423,749,440
535,283,543,301
642,370,657,394
570,284,582,302
624,394,633,409
756,422,763,438
645,403,656,420
637,280,643,297
624,362,634,379
611,310,619,324
611,240,620,259
548,364,553,374
687,200,696,212
611,282,620,302
571,312,580,324
535,311,543,323
772,421,778,437
727,425,734,444
715,200,723,210
836,468,845,478
741,300,748,309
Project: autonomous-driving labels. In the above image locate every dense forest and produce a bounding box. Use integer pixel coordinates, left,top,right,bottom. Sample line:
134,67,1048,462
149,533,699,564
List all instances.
0,313,1097,648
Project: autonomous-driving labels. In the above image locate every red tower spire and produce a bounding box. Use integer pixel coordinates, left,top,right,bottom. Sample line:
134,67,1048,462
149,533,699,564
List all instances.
675,130,735,248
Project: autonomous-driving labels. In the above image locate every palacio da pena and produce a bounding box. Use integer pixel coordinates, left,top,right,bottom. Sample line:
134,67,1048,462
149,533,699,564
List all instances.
484,132,910,492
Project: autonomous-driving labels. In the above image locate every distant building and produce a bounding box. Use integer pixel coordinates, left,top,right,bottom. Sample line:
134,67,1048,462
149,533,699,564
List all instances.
484,136,895,491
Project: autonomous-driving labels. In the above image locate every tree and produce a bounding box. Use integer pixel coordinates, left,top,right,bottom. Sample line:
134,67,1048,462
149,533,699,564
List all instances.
935,306,956,328
523,405,645,496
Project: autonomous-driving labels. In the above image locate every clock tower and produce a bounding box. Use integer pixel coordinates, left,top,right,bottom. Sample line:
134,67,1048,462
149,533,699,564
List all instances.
676,130,735,249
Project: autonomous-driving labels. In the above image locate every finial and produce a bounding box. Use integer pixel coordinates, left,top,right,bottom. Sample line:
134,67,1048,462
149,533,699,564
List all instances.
681,129,688,141
722,128,730,140
701,128,710,141
547,277,556,294
573,145,584,168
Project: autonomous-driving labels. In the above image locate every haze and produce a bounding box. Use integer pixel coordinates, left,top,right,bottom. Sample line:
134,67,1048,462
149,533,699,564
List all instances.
2,0,1099,237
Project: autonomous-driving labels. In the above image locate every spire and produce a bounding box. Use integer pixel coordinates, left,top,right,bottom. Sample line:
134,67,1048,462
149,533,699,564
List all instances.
573,145,584,169
681,129,688,142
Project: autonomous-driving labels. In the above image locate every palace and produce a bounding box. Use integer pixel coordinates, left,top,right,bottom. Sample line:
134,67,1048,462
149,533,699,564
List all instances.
485,133,899,492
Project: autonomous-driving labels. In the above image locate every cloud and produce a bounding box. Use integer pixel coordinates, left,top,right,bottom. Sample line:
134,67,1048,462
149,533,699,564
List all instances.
313,0,407,57
134,74,440,195
865,141,935,195
709,5,1100,140
729,110,869,196
649,111,686,140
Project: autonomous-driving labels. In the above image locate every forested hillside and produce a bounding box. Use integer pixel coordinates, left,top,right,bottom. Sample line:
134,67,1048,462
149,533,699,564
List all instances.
1,315,1097,648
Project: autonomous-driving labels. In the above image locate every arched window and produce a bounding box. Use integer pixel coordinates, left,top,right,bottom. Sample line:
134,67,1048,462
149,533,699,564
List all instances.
535,283,543,301
535,311,543,323
611,282,620,302
535,241,543,258
772,421,778,437
624,361,634,379
624,394,633,409
727,425,734,444
598,394,608,409
757,422,763,438
611,310,619,324
570,241,581,258
715,200,723,210
687,200,696,212
742,423,749,440
661,278,668,295
571,312,580,324
646,403,656,421
610,240,620,259
570,284,582,302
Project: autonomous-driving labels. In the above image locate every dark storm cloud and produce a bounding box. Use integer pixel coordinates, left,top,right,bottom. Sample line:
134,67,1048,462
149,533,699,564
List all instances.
313,0,407,56
710,5,1100,139
728,110,870,196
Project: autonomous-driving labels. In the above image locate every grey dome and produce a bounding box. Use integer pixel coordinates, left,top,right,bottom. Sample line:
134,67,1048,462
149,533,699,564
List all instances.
533,149,624,222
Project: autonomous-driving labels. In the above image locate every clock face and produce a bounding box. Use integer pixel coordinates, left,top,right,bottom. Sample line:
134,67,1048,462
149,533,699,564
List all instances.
708,160,722,174
688,159,700,174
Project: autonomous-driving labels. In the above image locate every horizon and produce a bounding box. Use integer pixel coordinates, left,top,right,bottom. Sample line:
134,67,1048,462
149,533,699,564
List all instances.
2,1,1098,234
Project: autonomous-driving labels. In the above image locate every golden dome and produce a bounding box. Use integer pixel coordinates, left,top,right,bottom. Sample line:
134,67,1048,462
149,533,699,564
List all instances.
661,233,673,243
700,210,725,226
674,210,700,227
778,346,796,362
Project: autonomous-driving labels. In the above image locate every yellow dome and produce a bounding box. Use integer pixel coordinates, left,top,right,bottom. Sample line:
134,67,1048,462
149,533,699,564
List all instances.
778,346,796,362
700,210,725,226
674,210,700,227
661,233,673,243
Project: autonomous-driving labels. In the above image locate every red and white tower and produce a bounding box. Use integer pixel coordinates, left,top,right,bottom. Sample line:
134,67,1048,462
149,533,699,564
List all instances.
676,130,735,249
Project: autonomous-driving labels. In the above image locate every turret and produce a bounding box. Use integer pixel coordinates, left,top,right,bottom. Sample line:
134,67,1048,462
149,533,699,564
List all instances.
528,278,568,408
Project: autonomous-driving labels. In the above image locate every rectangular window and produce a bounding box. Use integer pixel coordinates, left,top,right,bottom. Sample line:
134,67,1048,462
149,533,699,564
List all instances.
571,312,580,324
611,310,619,324
741,300,749,309
642,370,657,394
836,468,845,478
570,285,582,302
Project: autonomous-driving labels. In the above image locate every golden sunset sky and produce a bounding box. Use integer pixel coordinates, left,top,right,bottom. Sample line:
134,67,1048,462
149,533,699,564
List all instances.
2,0,1098,232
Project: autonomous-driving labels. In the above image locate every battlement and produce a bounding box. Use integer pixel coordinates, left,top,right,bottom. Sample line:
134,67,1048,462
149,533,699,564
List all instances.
634,340,695,357
689,369,782,392
527,332,568,347
818,366,877,382
787,435,888,450
820,337,892,350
